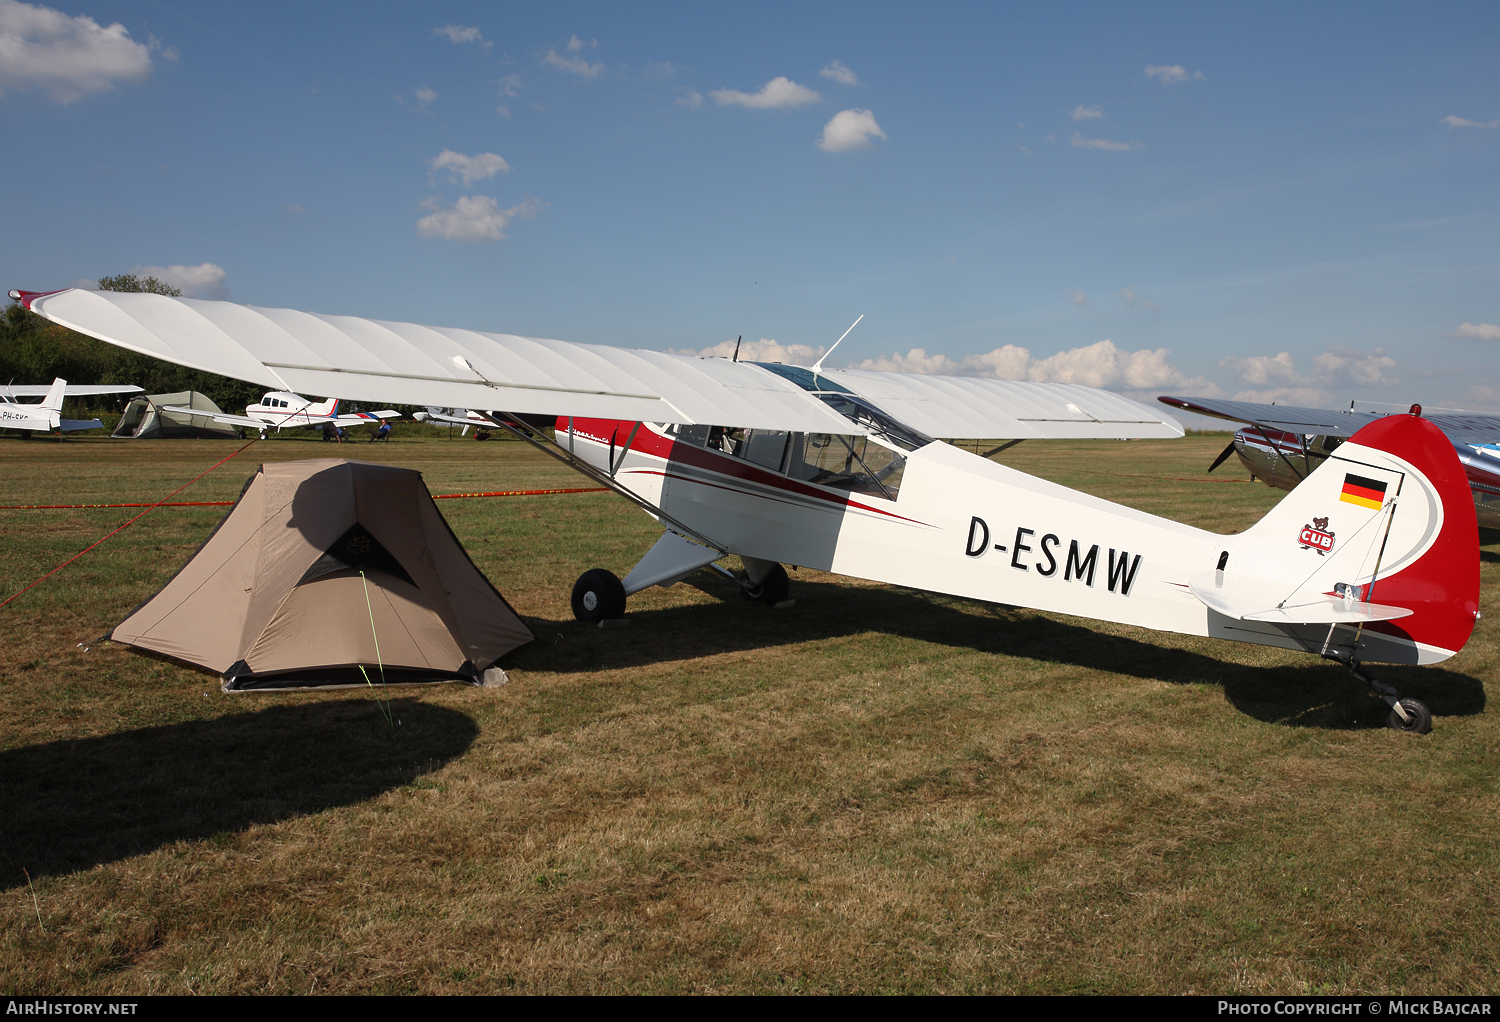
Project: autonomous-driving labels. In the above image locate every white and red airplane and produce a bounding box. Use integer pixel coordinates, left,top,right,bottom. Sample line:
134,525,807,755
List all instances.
1159,396,1500,530
14,287,1481,733
0,378,142,435
158,390,403,437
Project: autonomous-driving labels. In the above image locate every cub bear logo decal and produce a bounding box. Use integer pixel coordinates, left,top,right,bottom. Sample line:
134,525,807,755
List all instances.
1298,516,1334,555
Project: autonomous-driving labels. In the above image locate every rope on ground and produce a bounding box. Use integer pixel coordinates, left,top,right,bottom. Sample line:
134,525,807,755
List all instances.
0,436,262,610
0,487,609,511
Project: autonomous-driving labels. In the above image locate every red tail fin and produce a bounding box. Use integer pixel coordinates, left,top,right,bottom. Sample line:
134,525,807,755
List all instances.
1352,413,1479,657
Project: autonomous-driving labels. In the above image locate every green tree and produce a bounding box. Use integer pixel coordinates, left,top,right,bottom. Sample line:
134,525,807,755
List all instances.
96,274,182,297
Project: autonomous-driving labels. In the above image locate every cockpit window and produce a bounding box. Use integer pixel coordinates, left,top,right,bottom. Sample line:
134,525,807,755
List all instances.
751,362,856,395
750,362,932,451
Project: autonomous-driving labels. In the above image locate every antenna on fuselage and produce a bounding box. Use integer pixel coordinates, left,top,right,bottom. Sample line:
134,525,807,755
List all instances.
811,314,863,385
732,336,741,362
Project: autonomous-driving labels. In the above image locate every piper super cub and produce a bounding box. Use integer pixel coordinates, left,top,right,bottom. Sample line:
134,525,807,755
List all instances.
14,287,1481,733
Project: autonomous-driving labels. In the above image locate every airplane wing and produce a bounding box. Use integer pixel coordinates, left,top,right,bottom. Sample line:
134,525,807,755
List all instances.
0,383,143,398
1157,396,1378,438
1159,394,1500,446
413,409,478,428
15,289,862,435
823,370,1183,439
157,406,265,429
330,412,401,426
14,288,1181,441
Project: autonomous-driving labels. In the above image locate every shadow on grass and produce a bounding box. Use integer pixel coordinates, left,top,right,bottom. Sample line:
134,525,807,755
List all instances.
0,697,477,889
1478,527,1500,565
513,572,1486,732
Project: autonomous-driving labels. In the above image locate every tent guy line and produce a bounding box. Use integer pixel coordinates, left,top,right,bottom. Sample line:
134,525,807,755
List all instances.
0,433,263,610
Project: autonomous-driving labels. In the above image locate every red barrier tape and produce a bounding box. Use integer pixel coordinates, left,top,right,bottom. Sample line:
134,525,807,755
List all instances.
0,487,609,510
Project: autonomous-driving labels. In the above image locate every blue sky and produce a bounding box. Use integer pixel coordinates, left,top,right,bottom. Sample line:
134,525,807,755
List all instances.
3,1,1498,415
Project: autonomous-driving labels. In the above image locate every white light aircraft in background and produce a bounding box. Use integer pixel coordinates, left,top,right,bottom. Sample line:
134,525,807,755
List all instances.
156,390,403,437
0,378,142,435
15,287,1482,733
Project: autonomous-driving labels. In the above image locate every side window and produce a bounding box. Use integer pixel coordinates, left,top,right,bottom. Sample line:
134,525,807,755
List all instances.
788,433,905,499
740,429,789,471
664,423,711,446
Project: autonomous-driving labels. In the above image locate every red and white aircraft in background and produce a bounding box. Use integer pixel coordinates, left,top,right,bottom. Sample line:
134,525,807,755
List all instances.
1159,396,1500,530
14,287,1481,733
159,390,402,437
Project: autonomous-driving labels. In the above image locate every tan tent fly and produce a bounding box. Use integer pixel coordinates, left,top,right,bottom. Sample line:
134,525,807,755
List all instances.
111,459,533,690
112,391,240,439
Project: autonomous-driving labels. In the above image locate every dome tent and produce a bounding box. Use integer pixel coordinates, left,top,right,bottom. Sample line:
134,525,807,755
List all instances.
112,391,240,439
112,459,533,691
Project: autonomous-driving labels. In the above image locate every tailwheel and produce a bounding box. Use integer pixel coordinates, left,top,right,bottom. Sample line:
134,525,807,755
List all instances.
740,563,790,607
572,568,626,622
1387,698,1432,735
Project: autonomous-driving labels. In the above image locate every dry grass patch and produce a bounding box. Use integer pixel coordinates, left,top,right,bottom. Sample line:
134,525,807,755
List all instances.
0,433,1496,993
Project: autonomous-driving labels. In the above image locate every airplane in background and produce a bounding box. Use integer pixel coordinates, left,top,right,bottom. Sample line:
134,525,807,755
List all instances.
1158,396,1500,529
14,286,1483,734
158,391,403,437
413,406,551,437
0,378,142,435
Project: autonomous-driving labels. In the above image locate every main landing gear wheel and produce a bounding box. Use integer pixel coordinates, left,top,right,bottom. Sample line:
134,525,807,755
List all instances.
572,568,626,622
740,563,790,606
1387,697,1433,735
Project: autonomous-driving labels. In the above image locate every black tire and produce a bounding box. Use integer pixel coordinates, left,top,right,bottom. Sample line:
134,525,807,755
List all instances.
572,568,626,621
740,563,790,606
1387,698,1432,735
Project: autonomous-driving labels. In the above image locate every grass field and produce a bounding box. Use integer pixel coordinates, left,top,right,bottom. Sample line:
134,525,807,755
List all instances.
0,430,1496,995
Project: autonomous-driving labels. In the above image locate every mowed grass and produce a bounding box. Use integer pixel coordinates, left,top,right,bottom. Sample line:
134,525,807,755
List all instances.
0,430,1497,995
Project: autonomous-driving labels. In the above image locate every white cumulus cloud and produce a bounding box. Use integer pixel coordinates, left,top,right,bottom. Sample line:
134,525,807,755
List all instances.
852,339,1206,391
1442,115,1500,129
1221,347,1397,403
1070,104,1103,121
1144,64,1204,85
544,37,602,78
1119,286,1160,310
0,0,157,103
675,88,703,109
497,74,520,97
1449,322,1500,340
429,149,510,185
413,86,437,109
130,262,226,299
1066,288,1088,306
666,338,827,363
818,108,886,152
1072,131,1142,151
711,76,821,109
416,196,540,242
544,50,602,78
433,24,489,50
820,60,859,85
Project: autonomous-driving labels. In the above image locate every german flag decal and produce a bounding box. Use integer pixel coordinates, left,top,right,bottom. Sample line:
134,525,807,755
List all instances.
1340,473,1387,510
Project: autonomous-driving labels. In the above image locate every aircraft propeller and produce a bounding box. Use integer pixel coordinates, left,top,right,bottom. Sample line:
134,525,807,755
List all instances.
1206,439,1239,474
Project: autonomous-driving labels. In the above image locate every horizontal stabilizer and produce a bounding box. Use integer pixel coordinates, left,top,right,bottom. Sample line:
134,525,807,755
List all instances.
58,418,105,432
621,531,723,596
1188,570,1412,625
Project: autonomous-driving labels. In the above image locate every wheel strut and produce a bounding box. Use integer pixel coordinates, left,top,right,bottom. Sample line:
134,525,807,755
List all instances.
1328,656,1432,735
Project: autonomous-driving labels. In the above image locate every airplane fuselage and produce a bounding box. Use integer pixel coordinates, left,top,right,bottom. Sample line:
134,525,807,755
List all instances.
1230,427,1500,529
566,417,1472,666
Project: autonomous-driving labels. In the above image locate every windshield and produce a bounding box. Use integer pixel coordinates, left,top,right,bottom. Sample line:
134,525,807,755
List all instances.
750,362,932,452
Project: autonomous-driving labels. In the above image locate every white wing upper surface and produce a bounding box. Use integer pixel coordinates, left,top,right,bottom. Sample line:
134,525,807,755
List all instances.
0,383,142,398
819,370,1183,439
23,289,1182,440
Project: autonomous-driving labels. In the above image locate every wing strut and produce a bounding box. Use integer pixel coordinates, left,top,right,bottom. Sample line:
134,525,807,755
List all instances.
479,413,727,555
